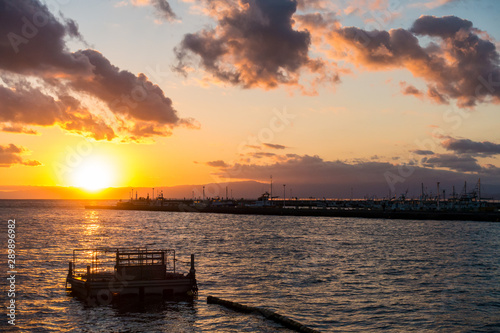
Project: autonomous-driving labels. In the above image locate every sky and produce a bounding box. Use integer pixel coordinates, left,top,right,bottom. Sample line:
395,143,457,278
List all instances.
0,0,500,199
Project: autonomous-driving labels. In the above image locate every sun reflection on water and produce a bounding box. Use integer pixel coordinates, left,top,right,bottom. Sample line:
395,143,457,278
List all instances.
83,210,100,236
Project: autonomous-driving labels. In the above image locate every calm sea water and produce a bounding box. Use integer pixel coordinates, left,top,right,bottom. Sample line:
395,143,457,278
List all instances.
0,200,499,332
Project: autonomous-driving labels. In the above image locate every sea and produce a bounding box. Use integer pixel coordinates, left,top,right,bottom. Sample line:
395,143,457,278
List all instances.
0,200,499,332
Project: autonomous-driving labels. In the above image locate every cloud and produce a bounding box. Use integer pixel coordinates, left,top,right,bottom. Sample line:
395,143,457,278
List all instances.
206,160,229,168
412,149,435,155
441,137,500,156
70,49,187,128
124,0,178,22
176,4,499,106
249,152,277,159
410,14,473,37
422,154,481,172
1,125,38,135
400,82,424,98
296,0,335,11
330,15,500,107
0,81,116,140
174,0,337,91
151,0,178,21
245,144,262,150
0,0,192,140
217,154,393,184
263,143,287,150
208,153,500,197
0,1,91,76
427,86,449,104
0,144,41,167
341,0,401,24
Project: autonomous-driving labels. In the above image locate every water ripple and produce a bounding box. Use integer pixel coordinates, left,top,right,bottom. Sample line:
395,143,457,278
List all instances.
0,200,499,332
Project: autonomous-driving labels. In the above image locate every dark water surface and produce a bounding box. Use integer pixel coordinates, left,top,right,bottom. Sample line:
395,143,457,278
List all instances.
0,200,499,332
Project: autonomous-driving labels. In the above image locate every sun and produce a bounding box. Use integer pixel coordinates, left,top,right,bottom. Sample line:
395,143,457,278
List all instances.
72,157,114,191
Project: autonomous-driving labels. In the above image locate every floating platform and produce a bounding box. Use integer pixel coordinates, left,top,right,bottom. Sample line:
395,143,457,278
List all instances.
66,248,197,303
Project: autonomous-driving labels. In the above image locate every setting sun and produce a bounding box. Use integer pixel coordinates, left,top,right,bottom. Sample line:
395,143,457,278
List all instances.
72,157,115,191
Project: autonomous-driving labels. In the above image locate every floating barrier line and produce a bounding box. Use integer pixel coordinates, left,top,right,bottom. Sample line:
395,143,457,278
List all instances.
207,296,321,333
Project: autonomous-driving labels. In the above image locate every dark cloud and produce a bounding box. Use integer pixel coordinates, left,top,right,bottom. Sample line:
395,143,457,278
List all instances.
63,17,82,39
71,49,182,125
1,125,38,135
0,0,91,76
221,154,399,186
410,14,471,37
346,28,426,67
0,82,116,140
263,143,287,150
427,85,449,104
174,0,334,90
126,0,178,22
0,0,192,140
176,4,499,106
211,153,500,197
0,82,61,126
206,160,229,168
422,154,481,172
250,152,277,159
0,143,41,167
483,164,500,176
442,138,500,156
412,149,435,155
295,12,338,30
332,15,500,107
59,11,87,44
151,0,178,22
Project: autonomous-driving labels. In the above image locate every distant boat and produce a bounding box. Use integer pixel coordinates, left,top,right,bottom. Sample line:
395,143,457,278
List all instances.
66,248,197,302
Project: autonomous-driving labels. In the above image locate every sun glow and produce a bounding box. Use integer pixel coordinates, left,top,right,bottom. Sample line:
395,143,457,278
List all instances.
72,157,115,191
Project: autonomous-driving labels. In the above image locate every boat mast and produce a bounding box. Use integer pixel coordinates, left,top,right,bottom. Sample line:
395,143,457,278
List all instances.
437,182,440,210
478,178,481,201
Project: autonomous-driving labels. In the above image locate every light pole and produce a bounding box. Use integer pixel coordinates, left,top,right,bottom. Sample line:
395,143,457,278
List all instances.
283,184,286,208
270,175,273,207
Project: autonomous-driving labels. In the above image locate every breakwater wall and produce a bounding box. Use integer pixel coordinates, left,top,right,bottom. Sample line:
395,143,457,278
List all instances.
85,205,500,222
207,296,321,333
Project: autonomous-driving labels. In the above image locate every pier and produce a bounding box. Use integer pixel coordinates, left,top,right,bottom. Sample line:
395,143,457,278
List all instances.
85,179,500,222
86,197,500,222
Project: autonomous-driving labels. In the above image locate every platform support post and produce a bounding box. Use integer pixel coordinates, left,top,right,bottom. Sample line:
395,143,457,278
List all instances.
189,254,197,293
